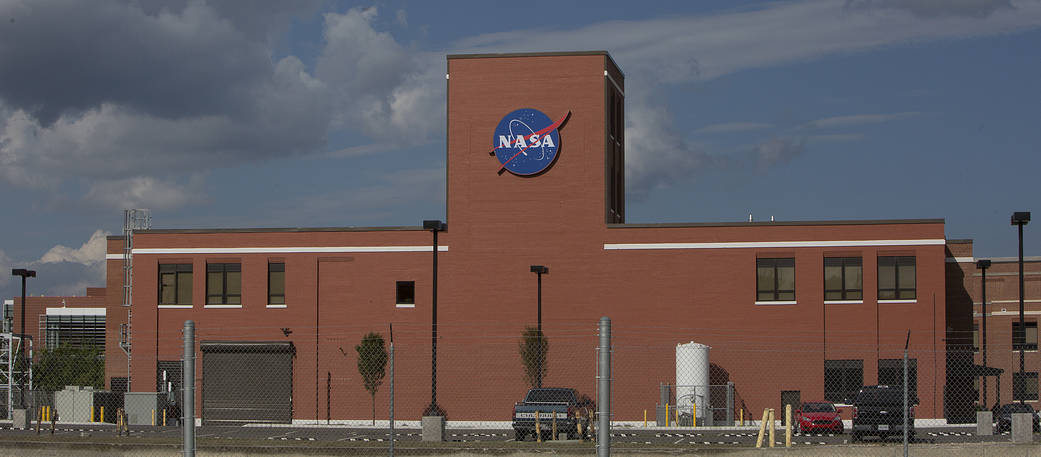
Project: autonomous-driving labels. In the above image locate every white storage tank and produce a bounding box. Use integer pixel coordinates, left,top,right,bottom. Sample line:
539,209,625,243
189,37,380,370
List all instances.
676,342,711,425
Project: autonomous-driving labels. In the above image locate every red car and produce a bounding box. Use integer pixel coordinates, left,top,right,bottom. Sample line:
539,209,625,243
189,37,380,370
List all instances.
795,402,844,434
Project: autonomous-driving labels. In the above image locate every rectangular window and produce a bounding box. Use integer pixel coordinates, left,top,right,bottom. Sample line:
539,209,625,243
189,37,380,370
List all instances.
1014,372,1039,402
824,257,863,301
824,359,863,404
396,281,415,307
44,313,106,350
757,258,795,302
159,264,193,305
878,256,916,300
268,263,285,305
206,263,241,305
1013,321,1038,351
878,358,918,399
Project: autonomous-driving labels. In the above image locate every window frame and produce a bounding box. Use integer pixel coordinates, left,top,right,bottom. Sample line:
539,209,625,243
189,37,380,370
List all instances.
206,263,241,306
158,263,193,306
396,280,416,308
268,263,286,307
756,258,796,303
877,256,916,301
824,257,863,302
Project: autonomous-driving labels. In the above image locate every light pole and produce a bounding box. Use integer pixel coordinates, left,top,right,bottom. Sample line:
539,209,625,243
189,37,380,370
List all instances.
11,268,36,408
530,265,548,388
976,259,991,409
1011,211,1030,401
422,220,445,416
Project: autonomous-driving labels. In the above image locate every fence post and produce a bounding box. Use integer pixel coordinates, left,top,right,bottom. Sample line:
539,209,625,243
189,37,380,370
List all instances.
597,317,611,457
183,320,195,457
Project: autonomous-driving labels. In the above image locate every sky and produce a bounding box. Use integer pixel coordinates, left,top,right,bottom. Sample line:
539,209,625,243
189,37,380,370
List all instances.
0,0,1040,299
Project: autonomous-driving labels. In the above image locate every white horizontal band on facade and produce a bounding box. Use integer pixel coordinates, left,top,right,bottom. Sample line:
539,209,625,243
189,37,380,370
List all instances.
975,310,1041,317
204,304,242,309
266,304,288,309
107,246,449,257
755,301,797,306
604,239,946,250
946,257,974,263
879,299,917,304
46,307,105,316
158,305,192,309
824,300,864,305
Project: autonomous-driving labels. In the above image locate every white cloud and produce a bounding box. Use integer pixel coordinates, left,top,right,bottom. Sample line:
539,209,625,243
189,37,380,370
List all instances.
39,229,110,266
695,122,774,135
807,112,925,129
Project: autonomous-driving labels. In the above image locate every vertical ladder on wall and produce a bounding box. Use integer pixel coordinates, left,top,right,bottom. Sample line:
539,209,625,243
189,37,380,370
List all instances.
120,209,151,393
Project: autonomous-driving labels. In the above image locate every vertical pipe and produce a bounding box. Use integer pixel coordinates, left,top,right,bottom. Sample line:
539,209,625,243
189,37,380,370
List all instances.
183,320,195,457
785,404,791,448
597,317,610,457
536,272,542,389
1019,223,1025,382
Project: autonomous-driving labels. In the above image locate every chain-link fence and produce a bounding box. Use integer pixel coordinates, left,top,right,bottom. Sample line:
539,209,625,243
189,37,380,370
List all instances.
1,319,1038,455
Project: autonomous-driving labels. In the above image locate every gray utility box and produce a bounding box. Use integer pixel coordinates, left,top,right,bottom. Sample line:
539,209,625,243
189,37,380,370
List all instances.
54,386,96,423
124,392,164,426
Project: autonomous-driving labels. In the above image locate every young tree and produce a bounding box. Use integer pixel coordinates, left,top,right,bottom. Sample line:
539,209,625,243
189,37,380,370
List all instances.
32,345,104,392
518,326,548,388
355,332,387,425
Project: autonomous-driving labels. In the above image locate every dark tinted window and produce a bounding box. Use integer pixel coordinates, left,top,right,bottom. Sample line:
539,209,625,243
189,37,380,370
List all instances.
855,386,915,405
802,402,836,412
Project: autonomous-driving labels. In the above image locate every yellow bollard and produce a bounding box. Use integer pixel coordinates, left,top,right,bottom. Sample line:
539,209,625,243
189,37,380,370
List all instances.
756,408,769,448
693,403,697,428
768,409,775,448
100,406,104,423
643,409,647,427
674,406,679,427
785,404,792,448
535,411,542,443
152,409,156,426
552,414,557,440
665,404,670,427
163,409,167,427
90,406,95,422
740,408,744,426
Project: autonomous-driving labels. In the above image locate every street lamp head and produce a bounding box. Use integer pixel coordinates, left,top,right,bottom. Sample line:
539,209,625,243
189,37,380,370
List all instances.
1011,211,1031,225
530,265,548,274
11,268,36,278
976,259,992,270
422,220,445,231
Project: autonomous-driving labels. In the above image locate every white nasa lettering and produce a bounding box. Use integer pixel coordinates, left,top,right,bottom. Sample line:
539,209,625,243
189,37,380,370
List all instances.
513,135,527,148
528,134,541,147
498,135,512,148
541,135,555,148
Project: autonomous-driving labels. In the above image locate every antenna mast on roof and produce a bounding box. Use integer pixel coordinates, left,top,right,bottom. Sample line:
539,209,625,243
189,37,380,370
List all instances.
121,209,151,393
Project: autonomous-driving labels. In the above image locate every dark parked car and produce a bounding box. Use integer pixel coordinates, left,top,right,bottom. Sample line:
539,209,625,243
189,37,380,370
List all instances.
795,401,844,434
851,385,916,442
994,402,1041,433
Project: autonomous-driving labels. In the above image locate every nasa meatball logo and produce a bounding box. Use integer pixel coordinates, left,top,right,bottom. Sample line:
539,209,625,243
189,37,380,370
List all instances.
489,108,570,176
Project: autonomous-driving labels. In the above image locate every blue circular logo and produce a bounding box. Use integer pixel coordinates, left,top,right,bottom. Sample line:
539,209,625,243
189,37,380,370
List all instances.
491,108,564,176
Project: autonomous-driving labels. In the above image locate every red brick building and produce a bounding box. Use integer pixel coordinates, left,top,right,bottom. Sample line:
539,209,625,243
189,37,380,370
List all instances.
101,52,972,424
946,239,1041,411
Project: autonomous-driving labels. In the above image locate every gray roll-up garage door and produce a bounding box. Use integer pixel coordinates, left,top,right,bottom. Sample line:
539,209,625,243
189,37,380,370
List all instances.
201,341,294,424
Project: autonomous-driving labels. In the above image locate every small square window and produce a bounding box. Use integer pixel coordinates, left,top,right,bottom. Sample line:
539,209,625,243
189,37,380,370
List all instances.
1013,321,1038,351
878,256,916,300
824,257,863,301
396,281,415,307
756,258,795,302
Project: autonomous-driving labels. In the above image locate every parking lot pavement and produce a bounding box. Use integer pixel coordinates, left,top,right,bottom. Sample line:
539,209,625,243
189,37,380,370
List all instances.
0,422,1023,447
